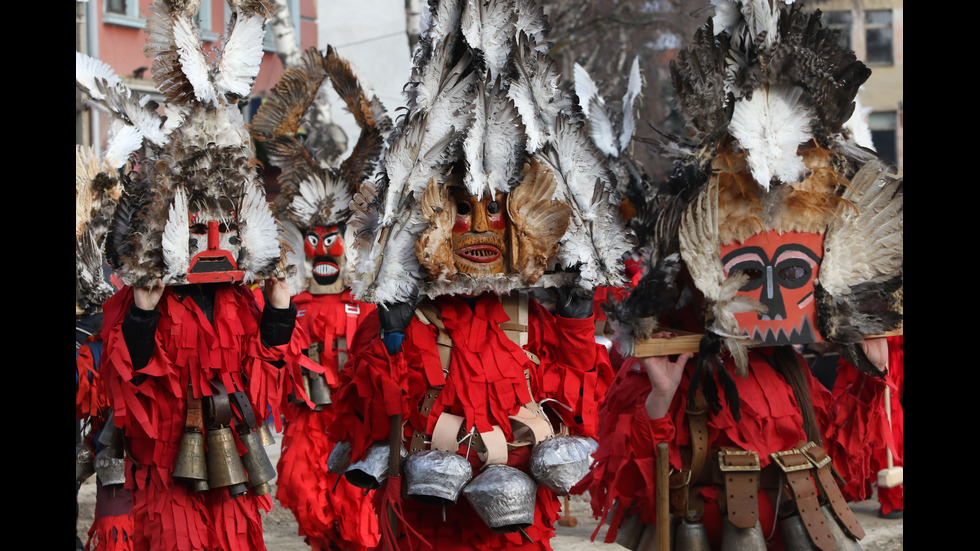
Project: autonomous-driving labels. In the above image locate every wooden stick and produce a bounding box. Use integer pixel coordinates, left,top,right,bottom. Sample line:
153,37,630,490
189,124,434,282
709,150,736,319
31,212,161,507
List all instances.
656,442,670,551
386,413,403,550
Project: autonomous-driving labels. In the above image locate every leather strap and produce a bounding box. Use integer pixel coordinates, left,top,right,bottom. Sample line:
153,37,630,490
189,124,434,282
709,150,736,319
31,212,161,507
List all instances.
670,392,708,520
185,393,204,431
771,446,836,551
410,387,444,453
718,448,761,529
431,413,465,453
509,405,554,447
802,442,866,540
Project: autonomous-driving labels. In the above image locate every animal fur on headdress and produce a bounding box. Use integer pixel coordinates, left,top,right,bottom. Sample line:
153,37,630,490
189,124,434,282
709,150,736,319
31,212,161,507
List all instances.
76,145,125,311
610,0,902,417
350,0,635,305
79,0,283,288
251,46,392,294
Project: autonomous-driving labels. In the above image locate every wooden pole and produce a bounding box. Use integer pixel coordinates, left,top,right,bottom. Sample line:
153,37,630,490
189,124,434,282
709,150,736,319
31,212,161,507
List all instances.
656,442,670,551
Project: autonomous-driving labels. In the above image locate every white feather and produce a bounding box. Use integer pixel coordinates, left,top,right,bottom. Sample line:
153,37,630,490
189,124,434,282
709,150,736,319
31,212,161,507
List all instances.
215,12,266,99
619,57,642,154
161,187,190,284
104,122,143,169
75,52,122,101
172,12,217,104
280,220,308,297
239,180,282,282
729,85,813,190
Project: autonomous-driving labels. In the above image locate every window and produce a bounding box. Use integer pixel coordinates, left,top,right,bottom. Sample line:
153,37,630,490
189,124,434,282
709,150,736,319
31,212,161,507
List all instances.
865,10,894,65
104,0,143,28
869,111,897,165
823,10,853,52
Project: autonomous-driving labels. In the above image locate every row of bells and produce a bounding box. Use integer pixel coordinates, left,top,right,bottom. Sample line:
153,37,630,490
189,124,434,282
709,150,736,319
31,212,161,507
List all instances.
328,435,597,535
172,422,278,498
288,367,332,411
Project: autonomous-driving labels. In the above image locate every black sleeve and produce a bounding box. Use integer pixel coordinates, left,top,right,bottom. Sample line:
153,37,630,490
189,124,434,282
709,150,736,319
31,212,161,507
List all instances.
260,301,297,348
121,304,160,380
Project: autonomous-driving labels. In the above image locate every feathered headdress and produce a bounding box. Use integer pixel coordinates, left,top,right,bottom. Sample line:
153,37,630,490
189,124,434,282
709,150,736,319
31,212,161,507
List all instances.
348,0,635,305
251,46,392,294
76,144,125,313
76,0,283,288
608,0,902,416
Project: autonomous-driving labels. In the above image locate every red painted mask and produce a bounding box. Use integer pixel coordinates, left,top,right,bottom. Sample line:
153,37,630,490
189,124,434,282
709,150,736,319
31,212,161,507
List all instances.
451,189,508,275
720,231,824,345
187,210,244,284
304,225,345,291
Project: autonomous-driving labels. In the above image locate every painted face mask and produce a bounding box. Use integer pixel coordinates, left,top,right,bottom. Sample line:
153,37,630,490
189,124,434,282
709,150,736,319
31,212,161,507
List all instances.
721,231,824,345
304,225,346,294
186,203,244,284
451,189,508,276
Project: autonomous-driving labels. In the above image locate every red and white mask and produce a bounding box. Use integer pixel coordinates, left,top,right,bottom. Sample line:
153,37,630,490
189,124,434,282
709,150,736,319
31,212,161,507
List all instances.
304,225,346,294
186,209,244,284
720,231,824,345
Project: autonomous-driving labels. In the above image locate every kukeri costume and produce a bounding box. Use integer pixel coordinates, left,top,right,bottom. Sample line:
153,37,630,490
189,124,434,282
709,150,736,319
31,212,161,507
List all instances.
77,2,309,549
76,143,134,551
585,2,903,550
325,0,634,549
250,46,391,551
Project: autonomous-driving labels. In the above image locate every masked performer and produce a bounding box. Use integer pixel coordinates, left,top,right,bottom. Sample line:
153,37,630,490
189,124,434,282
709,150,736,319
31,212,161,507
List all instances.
77,145,134,551
76,2,310,549
324,0,635,549
581,2,903,550
250,46,392,551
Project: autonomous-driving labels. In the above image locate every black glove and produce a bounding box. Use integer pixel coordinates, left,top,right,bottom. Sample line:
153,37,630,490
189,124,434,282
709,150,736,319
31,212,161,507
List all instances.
379,300,418,354
555,285,595,319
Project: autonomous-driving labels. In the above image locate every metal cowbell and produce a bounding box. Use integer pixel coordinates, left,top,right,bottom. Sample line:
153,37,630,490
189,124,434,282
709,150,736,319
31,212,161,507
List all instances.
173,429,209,493
206,426,248,498
239,429,277,496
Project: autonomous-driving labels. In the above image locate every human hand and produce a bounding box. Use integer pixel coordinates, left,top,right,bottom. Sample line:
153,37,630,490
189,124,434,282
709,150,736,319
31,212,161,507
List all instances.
265,277,291,309
640,332,693,420
134,279,165,311
860,337,889,373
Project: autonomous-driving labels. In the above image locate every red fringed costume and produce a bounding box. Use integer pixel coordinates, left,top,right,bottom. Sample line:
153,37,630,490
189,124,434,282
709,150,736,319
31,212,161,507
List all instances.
831,336,904,515
100,285,306,551
580,348,886,550
78,322,136,551
275,290,380,550
329,293,613,550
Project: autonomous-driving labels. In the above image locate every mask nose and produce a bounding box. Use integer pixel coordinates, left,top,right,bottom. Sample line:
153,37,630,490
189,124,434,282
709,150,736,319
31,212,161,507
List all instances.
758,265,786,321
207,220,220,251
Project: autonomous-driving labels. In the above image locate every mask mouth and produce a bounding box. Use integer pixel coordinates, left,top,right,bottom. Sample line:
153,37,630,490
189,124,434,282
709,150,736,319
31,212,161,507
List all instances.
311,257,341,285
456,245,502,263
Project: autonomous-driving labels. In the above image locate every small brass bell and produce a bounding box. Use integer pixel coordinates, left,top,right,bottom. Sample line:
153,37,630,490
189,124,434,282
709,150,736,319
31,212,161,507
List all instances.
173,429,209,493
257,421,276,447
206,426,248,498
239,429,277,496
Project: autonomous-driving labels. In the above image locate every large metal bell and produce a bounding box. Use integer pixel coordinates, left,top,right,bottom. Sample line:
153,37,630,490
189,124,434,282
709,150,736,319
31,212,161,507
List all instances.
345,441,406,490
239,429,277,496
721,517,767,551
328,440,352,475
257,421,276,447
462,465,537,534
173,429,209,493
77,442,95,484
403,449,473,506
206,426,248,498
93,448,127,488
780,514,818,551
529,435,593,495
307,370,332,408
820,505,864,551
674,520,711,551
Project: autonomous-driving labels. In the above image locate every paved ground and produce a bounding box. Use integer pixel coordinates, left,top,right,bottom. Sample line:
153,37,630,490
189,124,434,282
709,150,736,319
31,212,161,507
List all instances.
78,428,903,550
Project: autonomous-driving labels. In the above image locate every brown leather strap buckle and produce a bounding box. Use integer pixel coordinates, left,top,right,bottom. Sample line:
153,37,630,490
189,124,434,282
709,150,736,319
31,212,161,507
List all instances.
719,449,760,529
718,449,760,472
799,441,831,470
770,449,813,473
